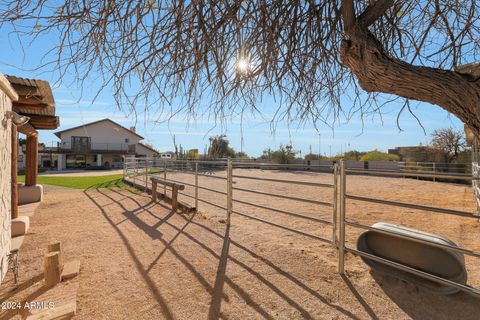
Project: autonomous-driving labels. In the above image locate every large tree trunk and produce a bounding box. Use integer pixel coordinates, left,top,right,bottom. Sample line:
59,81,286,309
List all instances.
340,28,480,133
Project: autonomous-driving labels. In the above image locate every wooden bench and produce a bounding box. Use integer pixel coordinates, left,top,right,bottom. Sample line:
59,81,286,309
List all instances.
151,178,185,211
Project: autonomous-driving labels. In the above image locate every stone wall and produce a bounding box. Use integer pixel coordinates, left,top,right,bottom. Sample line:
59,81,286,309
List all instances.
0,74,17,283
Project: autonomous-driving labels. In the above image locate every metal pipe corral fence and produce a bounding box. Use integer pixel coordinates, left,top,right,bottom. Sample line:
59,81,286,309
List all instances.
337,160,480,297
124,157,480,298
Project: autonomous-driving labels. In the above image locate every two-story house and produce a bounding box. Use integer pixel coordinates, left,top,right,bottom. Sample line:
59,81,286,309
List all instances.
54,118,158,170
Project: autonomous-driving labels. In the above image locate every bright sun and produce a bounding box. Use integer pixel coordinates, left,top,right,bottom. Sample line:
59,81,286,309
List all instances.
236,58,251,74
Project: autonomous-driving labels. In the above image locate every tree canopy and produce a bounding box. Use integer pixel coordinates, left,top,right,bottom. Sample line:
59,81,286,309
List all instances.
430,127,466,163
261,144,298,164
1,1,479,130
207,135,235,158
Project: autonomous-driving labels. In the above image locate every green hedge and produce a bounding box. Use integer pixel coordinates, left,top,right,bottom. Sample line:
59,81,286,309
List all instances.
17,167,48,175
85,165,107,170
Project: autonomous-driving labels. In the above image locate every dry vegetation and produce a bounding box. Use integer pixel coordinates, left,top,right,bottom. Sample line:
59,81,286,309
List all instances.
1,169,480,319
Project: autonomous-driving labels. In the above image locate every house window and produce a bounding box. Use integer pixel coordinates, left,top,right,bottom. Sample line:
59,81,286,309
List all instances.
66,154,87,168
125,138,129,143
71,136,90,153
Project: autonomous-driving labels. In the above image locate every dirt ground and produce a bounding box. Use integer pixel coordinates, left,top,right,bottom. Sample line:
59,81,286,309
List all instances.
1,168,480,319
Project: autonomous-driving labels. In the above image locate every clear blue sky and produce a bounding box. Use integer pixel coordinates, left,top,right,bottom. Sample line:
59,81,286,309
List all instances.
0,24,464,157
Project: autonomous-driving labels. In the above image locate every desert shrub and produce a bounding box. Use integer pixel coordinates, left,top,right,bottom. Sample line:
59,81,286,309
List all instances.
18,167,48,175
360,150,399,162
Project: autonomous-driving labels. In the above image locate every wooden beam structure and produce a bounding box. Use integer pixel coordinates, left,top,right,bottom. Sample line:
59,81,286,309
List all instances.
6,76,60,130
17,122,37,136
11,124,18,219
25,134,38,186
151,177,185,211
27,115,59,130
6,76,58,200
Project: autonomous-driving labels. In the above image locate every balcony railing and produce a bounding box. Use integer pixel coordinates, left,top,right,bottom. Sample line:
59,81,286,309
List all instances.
60,142,135,153
22,142,136,153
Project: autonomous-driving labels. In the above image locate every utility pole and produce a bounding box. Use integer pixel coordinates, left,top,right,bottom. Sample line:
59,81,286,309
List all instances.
173,135,178,158
318,133,321,157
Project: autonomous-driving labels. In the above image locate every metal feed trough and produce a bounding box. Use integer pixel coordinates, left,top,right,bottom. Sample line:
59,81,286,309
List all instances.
356,222,467,295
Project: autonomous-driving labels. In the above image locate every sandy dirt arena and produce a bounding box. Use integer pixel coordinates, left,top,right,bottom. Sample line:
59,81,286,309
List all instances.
1,168,480,319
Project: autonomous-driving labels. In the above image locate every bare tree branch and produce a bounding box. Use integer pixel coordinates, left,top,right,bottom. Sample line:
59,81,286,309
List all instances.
0,1,478,132
357,0,394,28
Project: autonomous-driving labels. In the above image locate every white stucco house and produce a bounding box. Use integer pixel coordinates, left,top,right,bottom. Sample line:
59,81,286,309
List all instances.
159,151,175,159
18,144,57,170
54,119,158,170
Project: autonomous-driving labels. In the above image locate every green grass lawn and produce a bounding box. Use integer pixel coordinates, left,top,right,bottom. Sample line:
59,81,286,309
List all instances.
17,174,128,190
148,168,164,173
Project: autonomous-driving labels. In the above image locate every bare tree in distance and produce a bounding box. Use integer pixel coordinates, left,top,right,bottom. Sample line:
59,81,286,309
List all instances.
431,128,466,163
1,1,479,132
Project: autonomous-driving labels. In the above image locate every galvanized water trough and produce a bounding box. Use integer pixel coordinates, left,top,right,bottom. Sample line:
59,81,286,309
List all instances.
357,222,467,295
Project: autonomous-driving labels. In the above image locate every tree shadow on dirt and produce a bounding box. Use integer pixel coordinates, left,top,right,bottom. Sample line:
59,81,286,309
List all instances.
87,185,368,319
83,187,176,320
101,188,230,300
370,272,480,320
174,213,360,320
341,274,379,320
106,188,310,319
118,188,362,319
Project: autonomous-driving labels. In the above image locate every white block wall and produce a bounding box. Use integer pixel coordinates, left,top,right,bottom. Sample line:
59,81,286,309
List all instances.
0,74,17,283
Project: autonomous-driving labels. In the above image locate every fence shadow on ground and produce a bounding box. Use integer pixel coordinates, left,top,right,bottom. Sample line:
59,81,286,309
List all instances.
208,222,230,320
0,273,45,320
84,184,365,319
110,188,310,319
122,162,480,319
118,187,362,319
83,186,176,320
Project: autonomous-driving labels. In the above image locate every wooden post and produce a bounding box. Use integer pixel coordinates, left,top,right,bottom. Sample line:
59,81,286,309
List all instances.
47,241,63,270
25,134,38,186
152,180,157,203
332,163,338,247
44,252,61,287
25,135,31,186
172,186,178,211
11,124,18,219
227,158,232,225
163,162,167,197
145,162,148,191
32,134,38,185
195,162,199,210
338,160,346,274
